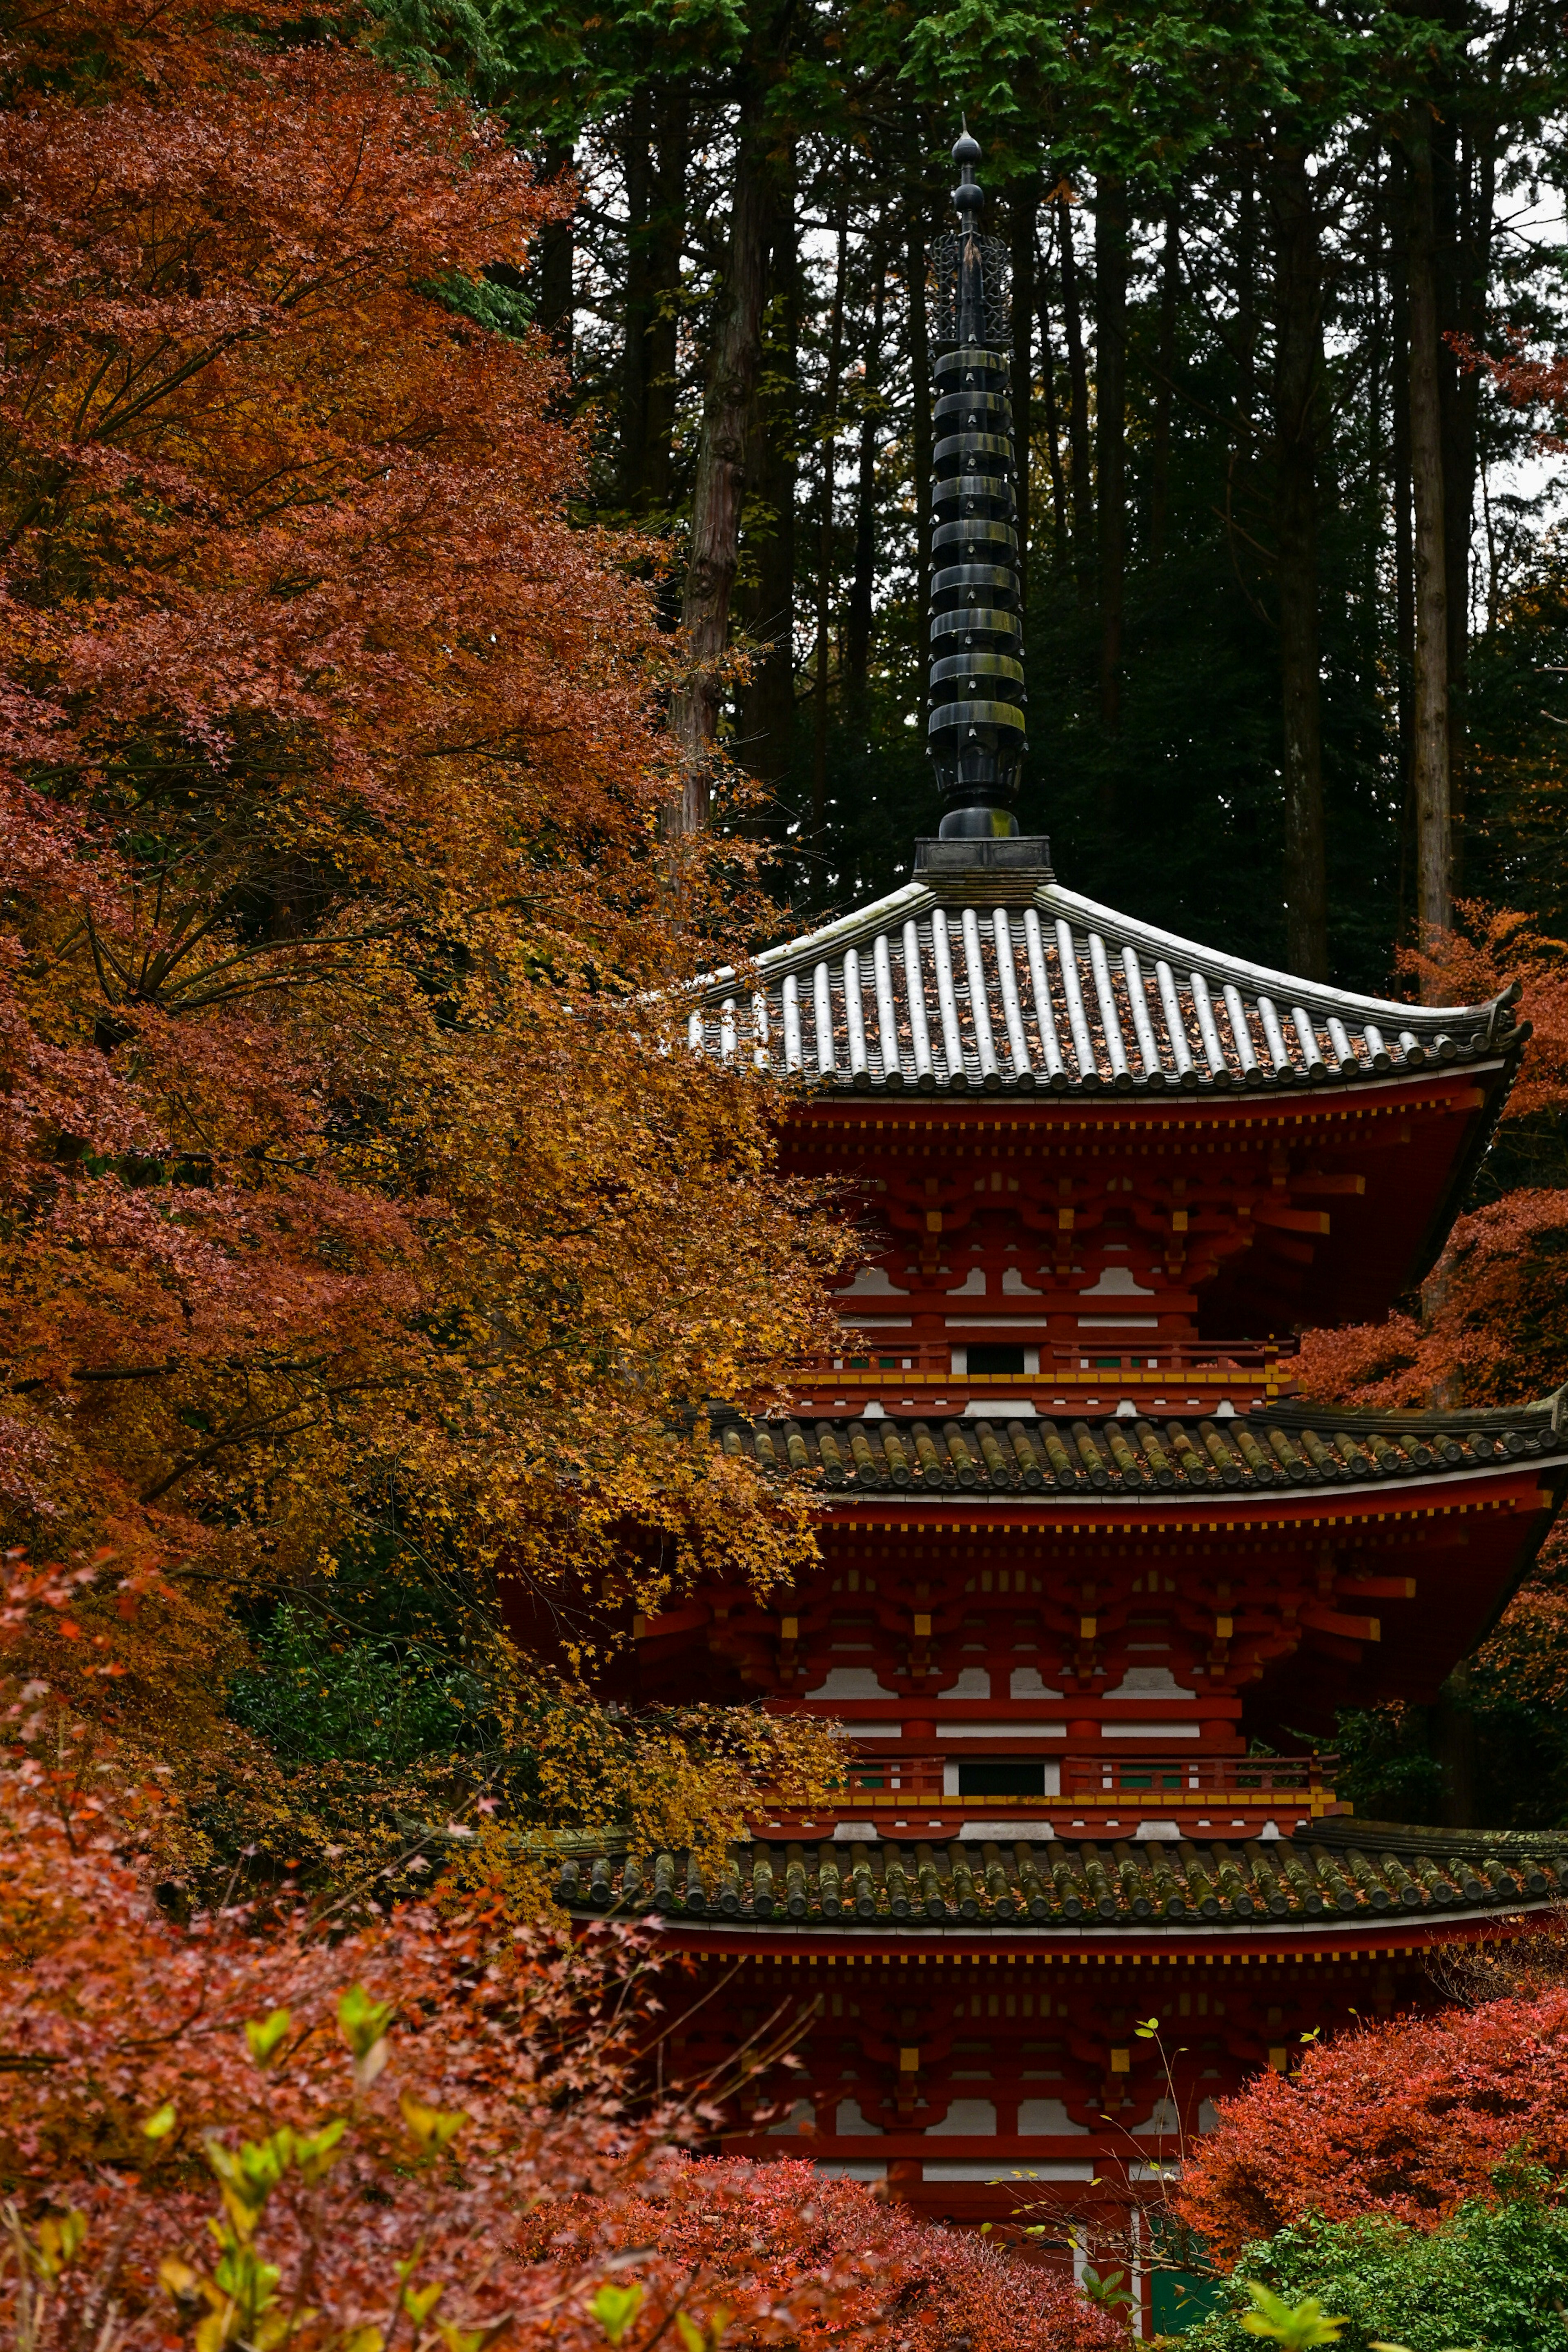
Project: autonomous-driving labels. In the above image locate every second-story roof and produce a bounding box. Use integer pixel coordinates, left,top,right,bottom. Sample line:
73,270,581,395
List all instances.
688,840,1526,1100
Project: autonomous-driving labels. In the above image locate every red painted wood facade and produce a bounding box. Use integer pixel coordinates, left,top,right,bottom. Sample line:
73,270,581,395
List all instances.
558,135,1568,2322
564,850,1568,2316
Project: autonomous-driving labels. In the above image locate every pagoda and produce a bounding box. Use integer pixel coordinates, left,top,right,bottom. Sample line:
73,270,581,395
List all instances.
555,134,1568,2329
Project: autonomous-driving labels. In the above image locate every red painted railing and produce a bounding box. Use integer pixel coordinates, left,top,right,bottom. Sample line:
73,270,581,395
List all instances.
1060,1751,1339,1803
800,1337,1299,1390
835,1757,945,1800
800,1751,1340,1813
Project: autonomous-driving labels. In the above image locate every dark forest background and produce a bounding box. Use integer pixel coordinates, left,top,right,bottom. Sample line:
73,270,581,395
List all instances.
381,0,1568,993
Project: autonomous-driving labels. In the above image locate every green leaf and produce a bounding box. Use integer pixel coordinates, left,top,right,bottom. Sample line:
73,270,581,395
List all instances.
590,2283,646,2346
245,2009,293,2069
1080,2266,1134,2312
338,1984,396,2061
1241,2281,1346,2348
294,2117,348,2184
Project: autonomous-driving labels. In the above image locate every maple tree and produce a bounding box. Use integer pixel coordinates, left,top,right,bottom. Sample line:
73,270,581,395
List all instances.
0,0,860,1879
1463,335,1568,453
0,1564,1116,2352
528,2161,1125,2352
0,0,842,1603
1471,1519,1568,1711
1174,1987,1568,2261
6,1533,850,1904
1290,902,1568,1820
1293,903,1568,1414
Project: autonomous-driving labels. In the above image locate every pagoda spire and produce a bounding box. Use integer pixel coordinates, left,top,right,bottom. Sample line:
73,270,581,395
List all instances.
926,130,1027,840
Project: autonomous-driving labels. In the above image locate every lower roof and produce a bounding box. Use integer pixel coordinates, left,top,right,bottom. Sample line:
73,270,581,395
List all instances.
555,1818,1567,1939
718,1394,1568,1503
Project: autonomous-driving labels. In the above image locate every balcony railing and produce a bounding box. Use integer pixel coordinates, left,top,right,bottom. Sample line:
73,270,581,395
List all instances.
800,1337,1300,1395
797,1751,1340,1815
1061,1751,1339,1806
835,1757,945,1802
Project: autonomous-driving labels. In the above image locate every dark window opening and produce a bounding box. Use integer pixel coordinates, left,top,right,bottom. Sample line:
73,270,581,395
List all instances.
966,1344,1027,1375
957,1758,1046,1796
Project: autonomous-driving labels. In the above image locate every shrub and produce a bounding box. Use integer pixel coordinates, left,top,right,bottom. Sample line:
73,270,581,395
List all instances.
0,1772,1118,2352
1176,1991,1568,2257
1182,2194,1568,2352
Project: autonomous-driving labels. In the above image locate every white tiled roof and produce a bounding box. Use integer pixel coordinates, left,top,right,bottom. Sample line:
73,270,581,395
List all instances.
689,863,1522,1095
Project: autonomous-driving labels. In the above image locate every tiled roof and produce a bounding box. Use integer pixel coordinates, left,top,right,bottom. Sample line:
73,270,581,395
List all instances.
688,848,1526,1098
715,1397,1568,1500
554,1824,1568,1932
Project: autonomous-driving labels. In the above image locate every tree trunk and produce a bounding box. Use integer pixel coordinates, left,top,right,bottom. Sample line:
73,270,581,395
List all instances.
811,207,849,839
846,223,887,717
1095,174,1129,753
735,151,800,798
1390,145,1416,934
1432,1662,1479,1829
617,83,653,506
1056,192,1092,590
905,168,934,634
1441,116,1495,895
1366,160,1388,681
1038,284,1068,558
1151,200,1180,567
1009,178,1036,612
534,138,576,371
667,70,773,831
1405,114,1451,950
1235,162,1258,452
636,87,689,517
1269,141,1329,983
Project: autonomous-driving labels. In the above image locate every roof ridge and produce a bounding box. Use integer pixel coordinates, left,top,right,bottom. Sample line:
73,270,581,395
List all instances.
721,1401,1567,1499
713,875,1512,1030
1312,1816,1568,1855
1268,1392,1563,1433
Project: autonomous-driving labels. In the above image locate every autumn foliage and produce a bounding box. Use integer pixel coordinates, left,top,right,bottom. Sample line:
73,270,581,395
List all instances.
0,1737,1116,2352
1463,332,1568,454
1293,904,1568,1414
1174,1988,1568,2261
0,0,840,1612
531,2165,1125,2352
0,1808,1120,2352
0,1552,1111,2352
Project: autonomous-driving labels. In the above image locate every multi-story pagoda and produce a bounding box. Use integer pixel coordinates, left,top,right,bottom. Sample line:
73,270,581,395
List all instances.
555,135,1568,2328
